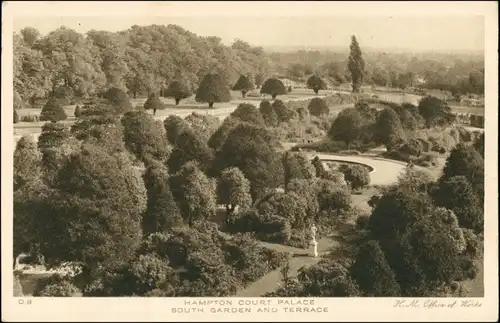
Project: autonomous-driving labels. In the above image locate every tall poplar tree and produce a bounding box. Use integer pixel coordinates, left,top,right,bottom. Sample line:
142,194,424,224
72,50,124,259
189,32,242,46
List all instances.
347,35,365,93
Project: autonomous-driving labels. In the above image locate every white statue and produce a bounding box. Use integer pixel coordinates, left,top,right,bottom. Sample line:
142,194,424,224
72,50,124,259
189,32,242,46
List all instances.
310,224,318,257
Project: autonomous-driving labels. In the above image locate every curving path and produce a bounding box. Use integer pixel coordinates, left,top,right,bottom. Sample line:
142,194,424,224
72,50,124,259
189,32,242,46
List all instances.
311,153,408,186
235,151,408,297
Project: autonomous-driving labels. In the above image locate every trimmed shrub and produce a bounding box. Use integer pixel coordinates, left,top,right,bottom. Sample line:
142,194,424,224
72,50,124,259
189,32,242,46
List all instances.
74,105,82,118
20,114,40,122
339,164,371,190
14,111,20,123
308,97,329,117
40,98,67,122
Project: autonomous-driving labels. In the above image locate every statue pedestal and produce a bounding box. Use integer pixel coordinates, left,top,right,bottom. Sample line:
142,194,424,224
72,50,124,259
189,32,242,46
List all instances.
311,239,318,257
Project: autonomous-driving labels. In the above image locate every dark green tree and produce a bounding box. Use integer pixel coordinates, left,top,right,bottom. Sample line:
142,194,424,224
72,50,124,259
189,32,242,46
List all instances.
163,115,191,146
328,108,363,149
195,73,232,108
347,35,365,93
272,99,296,123
121,110,172,165
350,240,401,296
216,167,252,223
74,105,82,118
232,74,255,98
103,87,133,113
375,108,406,151
40,97,67,122
260,78,287,100
259,100,278,127
142,161,183,235
144,92,166,115
212,123,284,200
307,75,327,95
307,97,329,117
164,80,192,106
169,162,217,227
418,96,455,128
230,103,265,127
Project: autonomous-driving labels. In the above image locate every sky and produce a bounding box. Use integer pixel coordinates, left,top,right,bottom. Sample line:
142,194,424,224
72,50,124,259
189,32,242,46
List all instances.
12,13,485,53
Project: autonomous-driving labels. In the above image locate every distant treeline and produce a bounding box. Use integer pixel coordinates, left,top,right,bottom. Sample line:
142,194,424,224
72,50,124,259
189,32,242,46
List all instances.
14,24,484,109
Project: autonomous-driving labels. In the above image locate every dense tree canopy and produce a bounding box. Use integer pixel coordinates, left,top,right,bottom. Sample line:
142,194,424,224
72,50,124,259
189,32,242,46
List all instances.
40,97,67,122
169,162,217,227
260,78,287,100
230,103,266,127
144,92,166,115
328,108,364,149
307,97,330,117
232,74,255,98
212,123,284,200
306,75,327,94
195,73,232,108
163,80,192,105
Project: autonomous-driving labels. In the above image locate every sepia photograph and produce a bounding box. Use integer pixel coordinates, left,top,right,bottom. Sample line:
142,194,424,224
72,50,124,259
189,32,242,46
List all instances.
2,1,498,322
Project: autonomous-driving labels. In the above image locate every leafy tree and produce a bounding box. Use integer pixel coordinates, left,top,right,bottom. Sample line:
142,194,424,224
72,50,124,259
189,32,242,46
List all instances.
164,80,192,106
169,162,217,226
434,176,483,233
127,254,175,295
307,75,327,94
350,240,401,296
270,260,361,297
259,100,278,127
121,110,172,165
260,78,287,100
34,279,81,297
317,186,352,212
70,104,126,154
328,108,363,149
14,135,42,191
14,110,20,123
473,132,484,158
142,161,183,235
74,105,82,118
86,30,129,90
207,116,241,151
232,74,255,98
39,143,147,274
216,167,252,222
20,27,41,47
440,143,484,200
230,103,265,126
418,96,455,128
163,115,191,146
258,191,309,228
369,186,435,245
103,87,133,113
184,112,221,143
38,122,71,151
40,97,67,122
195,73,232,108
144,92,166,115
348,35,365,93
254,73,264,89
375,108,406,151
307,97,329,117
282,152,316,189
212,123,284,200
167,128,213,173
339,164,370,190
272,99,296,123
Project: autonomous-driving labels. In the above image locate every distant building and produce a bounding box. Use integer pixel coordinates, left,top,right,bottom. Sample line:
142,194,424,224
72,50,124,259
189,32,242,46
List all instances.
460,94,484,107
